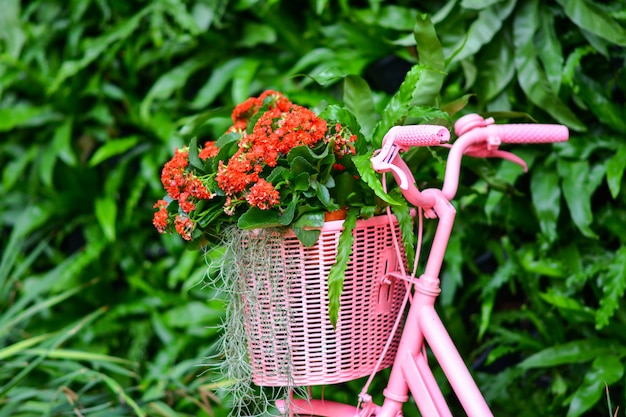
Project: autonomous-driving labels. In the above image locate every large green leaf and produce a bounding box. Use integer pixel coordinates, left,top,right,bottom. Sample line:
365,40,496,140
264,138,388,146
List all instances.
0,0,25,59
566,356,624,417
0,105,59,132
557,159,606,239
352,154,403,206
530,164,561,244
372,65,426,145
140,56,209,123
537,5,564,94
47,6,152,94
473,35,515,103
190,58,245,110
342,75,377,141
575,73,626,134
518,339,626,368
411,14,446,107
89,136,140,167
452,0,517,63
556,0,626,46
513,0,586,131
606,143,626,198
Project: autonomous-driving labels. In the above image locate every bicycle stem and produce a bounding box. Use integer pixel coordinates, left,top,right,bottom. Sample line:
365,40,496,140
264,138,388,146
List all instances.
372,126,485,210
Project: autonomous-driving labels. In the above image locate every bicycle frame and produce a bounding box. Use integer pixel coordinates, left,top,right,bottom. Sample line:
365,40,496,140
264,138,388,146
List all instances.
277,114,568,417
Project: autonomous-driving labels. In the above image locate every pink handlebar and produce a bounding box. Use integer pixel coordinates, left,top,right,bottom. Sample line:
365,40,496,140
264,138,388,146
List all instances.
453,114,569,145
373,114,570,209
490,124,569,144
386,125,450,150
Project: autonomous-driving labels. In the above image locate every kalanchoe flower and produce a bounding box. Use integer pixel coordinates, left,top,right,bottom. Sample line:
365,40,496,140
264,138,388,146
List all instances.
153,90,364,244
246,178,280,210
152,200,169,233
161,147,189,200
199,141,219,160
174,215,194,241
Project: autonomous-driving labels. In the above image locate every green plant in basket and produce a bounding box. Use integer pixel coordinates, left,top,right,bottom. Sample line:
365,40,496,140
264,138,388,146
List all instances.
154,89,372,247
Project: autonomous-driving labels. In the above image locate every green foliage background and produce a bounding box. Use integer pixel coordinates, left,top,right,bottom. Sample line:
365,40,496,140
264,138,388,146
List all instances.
1,0,625,416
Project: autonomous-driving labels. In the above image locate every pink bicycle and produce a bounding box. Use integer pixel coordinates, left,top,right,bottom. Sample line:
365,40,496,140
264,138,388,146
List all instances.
274,113,569,417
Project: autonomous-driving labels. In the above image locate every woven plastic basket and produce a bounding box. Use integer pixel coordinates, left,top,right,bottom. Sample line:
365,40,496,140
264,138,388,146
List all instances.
239,214,408,386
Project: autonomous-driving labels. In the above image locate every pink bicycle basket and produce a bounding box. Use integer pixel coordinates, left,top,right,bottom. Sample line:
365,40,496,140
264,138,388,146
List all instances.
240,214,408,386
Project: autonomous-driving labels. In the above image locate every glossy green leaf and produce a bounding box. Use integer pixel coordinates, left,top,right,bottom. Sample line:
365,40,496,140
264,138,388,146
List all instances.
441,93,473,117
441,229,464,306
161,0,200,35
575,73,626,134
48,6,152,94
558,159,606,239
232,58,261,104
410,14,446,108
95,197,117,242
237,22,277,48
237,207,282,229
473,35,515,103
566,356,624,417
479,259,516,339
372,64,425,145
452,0,517,63
606,143,626,198
354,5,418,31
461,0,501,9
140,56,208,122
0,0,25,59
353,154,402,206
556,0,626,46
315,0,329,14
414,14,445,72
0,105,56,132
537,6,564,94
518,339,626,368
89,136,140,167
562,45,595,88
190,58,245,110
343,75,377,141
539,290,595,319
530,165,561,244
513,0,586,131
484,148,536,222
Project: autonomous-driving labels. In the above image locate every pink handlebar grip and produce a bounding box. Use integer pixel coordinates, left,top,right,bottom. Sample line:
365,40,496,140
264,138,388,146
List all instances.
386,125,450,150
493,124,569,144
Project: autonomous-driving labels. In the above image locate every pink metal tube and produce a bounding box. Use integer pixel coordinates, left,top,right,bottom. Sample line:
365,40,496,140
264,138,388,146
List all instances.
444,115,569,200
420,306,494,417
441,129,484,200
421,191,456,283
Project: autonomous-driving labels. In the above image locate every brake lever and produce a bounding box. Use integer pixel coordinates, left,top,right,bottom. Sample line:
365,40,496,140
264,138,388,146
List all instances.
463,145,528,172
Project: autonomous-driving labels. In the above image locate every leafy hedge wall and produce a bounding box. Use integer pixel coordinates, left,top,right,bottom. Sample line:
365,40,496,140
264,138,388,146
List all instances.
1,0,625,416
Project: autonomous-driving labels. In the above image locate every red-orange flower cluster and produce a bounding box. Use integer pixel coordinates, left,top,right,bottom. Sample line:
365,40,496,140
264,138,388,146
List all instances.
216,91,328,209
154,146,216,240
246,178,280,209
153,90,360,243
